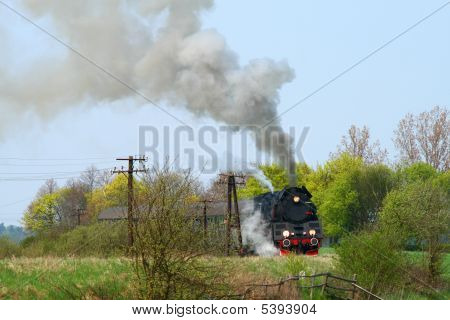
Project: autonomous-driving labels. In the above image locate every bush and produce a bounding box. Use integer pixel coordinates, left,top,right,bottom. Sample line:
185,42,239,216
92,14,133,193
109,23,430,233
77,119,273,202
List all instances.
20,222,127,257
55,222,127,257
335,230,408,296
380,180,449,284
0,236,21,258
133,167,228,299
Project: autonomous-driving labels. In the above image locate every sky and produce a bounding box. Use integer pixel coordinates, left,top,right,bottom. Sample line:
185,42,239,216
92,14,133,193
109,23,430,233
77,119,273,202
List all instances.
0,0,449,226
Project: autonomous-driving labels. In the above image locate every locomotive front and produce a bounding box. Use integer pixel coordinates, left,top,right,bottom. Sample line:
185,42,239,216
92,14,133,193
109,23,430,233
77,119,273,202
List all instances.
255,186,322,255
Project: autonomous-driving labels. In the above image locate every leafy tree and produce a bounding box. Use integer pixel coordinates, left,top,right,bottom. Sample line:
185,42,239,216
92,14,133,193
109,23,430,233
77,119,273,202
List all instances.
53,179,92,227
23,192,62,232
310,154,394,237
237,163,312,198
237,164,289,198
86,174,145,220
238,175,266,198
394,162,438,186
296,162,313,186
380,178,449,284
133,167,226,299
355,164,395,225
307,154,363,237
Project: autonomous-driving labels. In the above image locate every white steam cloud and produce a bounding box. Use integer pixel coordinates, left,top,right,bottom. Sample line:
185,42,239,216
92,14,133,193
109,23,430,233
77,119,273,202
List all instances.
241,202,278,256
251,168,275,193
0,0,296,182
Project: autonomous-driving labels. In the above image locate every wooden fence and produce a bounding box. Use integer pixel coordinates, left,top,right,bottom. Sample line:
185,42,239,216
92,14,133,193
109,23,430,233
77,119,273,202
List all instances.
241,272,382,300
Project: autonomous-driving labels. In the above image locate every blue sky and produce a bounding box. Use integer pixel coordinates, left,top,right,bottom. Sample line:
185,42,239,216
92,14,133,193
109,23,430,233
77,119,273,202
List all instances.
0,0,449,225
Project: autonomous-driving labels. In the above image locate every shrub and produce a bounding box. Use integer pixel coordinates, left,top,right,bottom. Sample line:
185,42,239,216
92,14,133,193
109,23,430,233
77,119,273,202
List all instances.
380,180,449,284
335,230,407,296
133,167,228,299
20,222,127,257
55,222,127,257
0,236,21,258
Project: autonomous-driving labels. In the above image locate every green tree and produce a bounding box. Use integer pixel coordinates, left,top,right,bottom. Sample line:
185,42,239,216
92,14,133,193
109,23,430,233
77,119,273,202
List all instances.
310,154,393,237
238,164,289,198
238,163,313,198
133,167,226,299
308,154,363,237
380,178,449,284
86,174,145,220
354,164,394,225
394,162,438,185
23,192,62,232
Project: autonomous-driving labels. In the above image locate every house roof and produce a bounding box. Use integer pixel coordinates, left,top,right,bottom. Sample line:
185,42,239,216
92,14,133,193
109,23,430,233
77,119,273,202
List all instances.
97,200,253,220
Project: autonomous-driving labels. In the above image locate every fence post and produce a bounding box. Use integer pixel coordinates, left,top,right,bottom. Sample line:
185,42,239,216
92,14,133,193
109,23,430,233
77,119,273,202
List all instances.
351,274,357,300
277,278,283,297
321,273,329,296
309,275,315,299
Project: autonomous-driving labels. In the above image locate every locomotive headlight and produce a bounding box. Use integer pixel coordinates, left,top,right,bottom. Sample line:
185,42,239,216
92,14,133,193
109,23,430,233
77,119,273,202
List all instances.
293,196,300,203
282,230,290,238
309,229,316,236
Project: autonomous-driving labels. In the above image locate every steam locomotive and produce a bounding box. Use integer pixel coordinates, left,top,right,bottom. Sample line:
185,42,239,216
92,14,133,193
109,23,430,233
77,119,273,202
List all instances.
204,186,322,256
254,186,322,255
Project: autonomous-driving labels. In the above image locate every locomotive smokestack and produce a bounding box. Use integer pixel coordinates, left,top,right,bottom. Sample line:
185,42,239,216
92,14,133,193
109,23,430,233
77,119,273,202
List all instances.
0,1,296,179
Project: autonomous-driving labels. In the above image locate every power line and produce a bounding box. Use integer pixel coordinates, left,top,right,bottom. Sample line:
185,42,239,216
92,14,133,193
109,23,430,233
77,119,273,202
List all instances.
0,176,86,181
0,161,116,167
0,198,32,208
0,167,114,175
0,157,113,161
0,168,114,181
263,1,450,128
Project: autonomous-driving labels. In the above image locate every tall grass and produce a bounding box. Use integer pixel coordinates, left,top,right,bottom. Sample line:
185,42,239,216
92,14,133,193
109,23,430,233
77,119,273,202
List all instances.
0,257,134,299
0,236,21,259
20,222,127,258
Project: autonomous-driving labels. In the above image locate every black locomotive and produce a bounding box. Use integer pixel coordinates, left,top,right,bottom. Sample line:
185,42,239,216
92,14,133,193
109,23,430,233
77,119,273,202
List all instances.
253,186,322,255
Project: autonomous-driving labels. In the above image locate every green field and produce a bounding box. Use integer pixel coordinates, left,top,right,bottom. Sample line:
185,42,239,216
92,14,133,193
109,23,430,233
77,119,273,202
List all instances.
0,249,448,300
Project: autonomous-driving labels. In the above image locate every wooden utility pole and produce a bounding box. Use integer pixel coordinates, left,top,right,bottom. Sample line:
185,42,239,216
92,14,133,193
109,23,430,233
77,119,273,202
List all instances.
113,156,147,248
198,199,214,237
220,173,245,256
75,208,85,226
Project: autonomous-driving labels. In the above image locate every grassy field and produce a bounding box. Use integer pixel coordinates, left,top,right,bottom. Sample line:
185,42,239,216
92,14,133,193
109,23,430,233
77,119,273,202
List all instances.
0,249,448,300
0,258,135,299
0,250,335,300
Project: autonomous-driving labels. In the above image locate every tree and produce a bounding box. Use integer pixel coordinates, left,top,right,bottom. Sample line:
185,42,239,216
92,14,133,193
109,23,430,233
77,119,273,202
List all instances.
394,106,449,171
237,163,301,198
354,164,394,225
37,178,58,197
309,154,394,237
204,175,227,201
132,167,226,299
23,192,62,232
0,224,26,242
79,165,100,192
307,155,363,237
58,180,89,226
85,174,145,221
332,125,387,164
380,178,449,284
394,162,438,186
